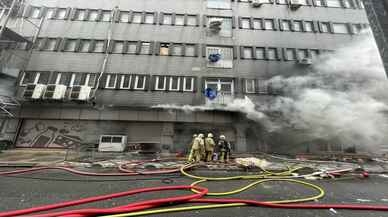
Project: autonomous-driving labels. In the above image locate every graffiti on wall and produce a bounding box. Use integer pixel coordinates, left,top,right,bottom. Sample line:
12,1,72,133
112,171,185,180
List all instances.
16,120,83,148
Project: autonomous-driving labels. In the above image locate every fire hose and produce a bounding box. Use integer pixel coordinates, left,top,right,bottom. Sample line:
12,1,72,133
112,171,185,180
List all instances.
0,162,387,217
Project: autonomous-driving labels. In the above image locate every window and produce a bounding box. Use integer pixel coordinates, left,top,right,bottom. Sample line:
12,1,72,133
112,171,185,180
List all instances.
293,20,303,32
310,49,320,59
57,8,67,19
243,47,253,59
64,39,77,52
183,77,194,92
245,79,255,93
101,10,111,22
208,16,233,37
353,24,362,34
163,14,172,25
343,0,352,8
175,15,184,26
87,74,96,87
43,38,57,51
140,42,151,54
132,12,142,23
332,23,349,34
255,47,265,59
281,20,291,31
75,9,86,21
169,77,181,91
46,8,55,19
70,73,91,87
113,41,124,53
267,48,277,60
119,11,129,22
185,45,196,56
127,42,137,54
89,10,99,21
20,72,39,85
93,40,105,53
277,0,288,4
286,48,296,60
206,46,233,68
155,76,167,90
252,18,262,29
160,43,170,56
241,18,250,29
120,75,131,89
305,21,314,32
79,40,90,52
298,49,309,59
207,0,231,9
320,22,330,33
257,79,268,94
144,12,154,24
49,72,68,85
315,0,324,6
326,0,342,7
37,72,49,84
134,75,147,90
172,44,183,56
187,15,197,26
30,7,41,18
105,74,117,88
264,19,274,30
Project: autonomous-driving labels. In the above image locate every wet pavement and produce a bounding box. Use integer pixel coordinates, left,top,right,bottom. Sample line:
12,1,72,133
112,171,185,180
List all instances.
1,169,388,217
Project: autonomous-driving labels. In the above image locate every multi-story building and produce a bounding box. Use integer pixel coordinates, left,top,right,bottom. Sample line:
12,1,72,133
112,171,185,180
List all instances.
362,0,388,78
0,0,370,154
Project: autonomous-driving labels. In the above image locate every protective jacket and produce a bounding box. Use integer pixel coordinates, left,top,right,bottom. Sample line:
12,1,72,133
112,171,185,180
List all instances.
205,137,216,151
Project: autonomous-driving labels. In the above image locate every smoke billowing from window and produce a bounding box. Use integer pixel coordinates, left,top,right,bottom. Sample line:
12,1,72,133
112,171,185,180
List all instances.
154,34,388,154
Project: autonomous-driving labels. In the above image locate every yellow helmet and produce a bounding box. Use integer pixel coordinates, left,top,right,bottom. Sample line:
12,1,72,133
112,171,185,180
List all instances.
193,134,198,138
220,135,226,140
198,134,204,138
207,133,213,138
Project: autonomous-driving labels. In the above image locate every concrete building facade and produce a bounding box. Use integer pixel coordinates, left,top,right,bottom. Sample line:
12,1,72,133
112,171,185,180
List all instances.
0,0,371,154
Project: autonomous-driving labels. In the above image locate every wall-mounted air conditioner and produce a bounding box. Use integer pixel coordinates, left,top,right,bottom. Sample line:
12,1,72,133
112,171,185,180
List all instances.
297,58,313,65
23,84,46,100
252,0,265,7
289,0,302,10
98,135,128,152
208,18,223,32
69,85,91,101
43,84,67,100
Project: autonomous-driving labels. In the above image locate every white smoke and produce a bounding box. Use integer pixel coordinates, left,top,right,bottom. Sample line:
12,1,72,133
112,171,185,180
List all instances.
153,34,388,153
267,35,388,153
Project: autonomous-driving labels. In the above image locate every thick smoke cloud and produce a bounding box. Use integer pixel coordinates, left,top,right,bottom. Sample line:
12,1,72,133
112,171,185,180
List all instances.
266,35,388,153
154,34,388,154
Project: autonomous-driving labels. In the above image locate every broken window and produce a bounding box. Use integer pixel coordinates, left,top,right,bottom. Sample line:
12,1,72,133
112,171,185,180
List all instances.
56,8,67,19
245,79,256,93
30,7,41,19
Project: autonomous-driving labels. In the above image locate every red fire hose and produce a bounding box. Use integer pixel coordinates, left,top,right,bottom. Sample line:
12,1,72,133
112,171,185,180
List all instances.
0,185,208,217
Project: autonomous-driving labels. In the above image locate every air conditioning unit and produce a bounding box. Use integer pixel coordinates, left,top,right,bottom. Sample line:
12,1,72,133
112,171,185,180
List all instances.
297,58,313,65
208,18,223,32
43,84,67,100
69,85,91,101
98,135,128,152
252,0,265,7
289,0,302,10
23,84,46,100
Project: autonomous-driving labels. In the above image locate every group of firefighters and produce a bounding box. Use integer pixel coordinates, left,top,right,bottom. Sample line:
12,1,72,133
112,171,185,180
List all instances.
187,133,232,163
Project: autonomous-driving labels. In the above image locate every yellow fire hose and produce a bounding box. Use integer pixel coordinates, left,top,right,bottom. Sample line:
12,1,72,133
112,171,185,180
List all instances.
101,163,325,217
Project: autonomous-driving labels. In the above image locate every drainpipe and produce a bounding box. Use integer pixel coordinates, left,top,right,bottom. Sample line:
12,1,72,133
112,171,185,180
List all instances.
91,6,118,101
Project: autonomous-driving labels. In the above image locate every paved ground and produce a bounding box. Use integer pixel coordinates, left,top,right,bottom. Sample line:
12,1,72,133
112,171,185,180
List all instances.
1,169,388,217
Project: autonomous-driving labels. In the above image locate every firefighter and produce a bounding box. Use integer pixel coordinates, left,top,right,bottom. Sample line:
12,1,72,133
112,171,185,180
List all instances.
205,133,216,162
198,134,206,161
188,134,204,163
218,135,231,163
187,134,197,163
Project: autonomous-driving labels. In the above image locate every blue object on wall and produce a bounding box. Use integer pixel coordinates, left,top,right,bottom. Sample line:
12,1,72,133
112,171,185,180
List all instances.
208,53,221,63
204,88,217,100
